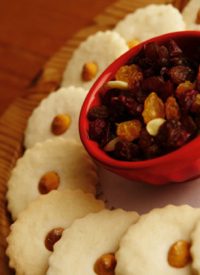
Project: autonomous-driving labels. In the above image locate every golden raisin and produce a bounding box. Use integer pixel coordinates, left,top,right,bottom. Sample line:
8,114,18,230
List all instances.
116,120,142,142
127,39,140,49
115,64,139,83
45,227,64,252
128,70,143,89
176,81,195,97
82,62,98,81
165,96,181,120
168,240,191,268
94,253,116,275
38,171,60,194
142,92,165,124
51,114,71,135
192,94,200,113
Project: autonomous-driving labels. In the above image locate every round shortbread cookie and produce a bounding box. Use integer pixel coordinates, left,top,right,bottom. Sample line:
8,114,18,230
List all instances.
6,189,105,275
190,220,200,274
47,209,139,275
115,205,200,275
61,31,129,90
186,23,200,30
7,138,98,220
24,86,87,148
114,4,185,42
182,0,200,25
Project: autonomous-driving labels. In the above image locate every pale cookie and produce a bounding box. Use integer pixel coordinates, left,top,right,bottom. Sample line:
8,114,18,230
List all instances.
182,0,200,25
186,23,200,30
190,219,200,274
114,4,185,42
6,189,105,275
47,209,139,275
7,138,98,220
61,31,128,90
116,205,200,275
24,86,87,148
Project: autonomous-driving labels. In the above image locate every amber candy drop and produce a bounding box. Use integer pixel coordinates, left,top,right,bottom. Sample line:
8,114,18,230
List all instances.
45,227,64,252
168,240,191,268
94,253,116,275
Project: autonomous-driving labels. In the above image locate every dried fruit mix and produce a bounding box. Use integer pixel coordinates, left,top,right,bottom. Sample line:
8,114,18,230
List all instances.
88,39,200,161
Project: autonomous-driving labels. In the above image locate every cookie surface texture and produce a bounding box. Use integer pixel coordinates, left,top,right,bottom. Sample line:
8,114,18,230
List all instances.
182,0,200,25
6,190,104,275
7,138,98,220
24,86,87,148
114,4,185,42
61,31,128,90
116,205,200,275
47,209,139,275
190,219,200,274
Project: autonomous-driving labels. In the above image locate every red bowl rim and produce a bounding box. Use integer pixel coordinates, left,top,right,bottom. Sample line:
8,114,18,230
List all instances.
79,30,200,169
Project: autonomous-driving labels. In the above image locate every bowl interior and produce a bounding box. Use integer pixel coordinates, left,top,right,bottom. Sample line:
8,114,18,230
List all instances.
79,31,200,169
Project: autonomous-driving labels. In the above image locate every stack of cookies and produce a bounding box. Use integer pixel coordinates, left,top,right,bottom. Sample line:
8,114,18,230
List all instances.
5,1,200,274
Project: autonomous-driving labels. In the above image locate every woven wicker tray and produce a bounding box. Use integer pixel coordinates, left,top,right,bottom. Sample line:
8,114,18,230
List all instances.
0,0,189,273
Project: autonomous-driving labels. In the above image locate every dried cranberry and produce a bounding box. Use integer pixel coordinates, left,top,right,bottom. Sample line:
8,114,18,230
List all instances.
158,45,169,67
196,65,200,91
179,89,198,113
87,105,109,120
143,67,156,78
160,80,174,100
138,129,160,159
100,123,113,148
118,95,143,116
101,89,120,106
138,129,155,149
133,89,147,104
114,140,140,161
89,119,107,142
169,65,194,85
144,42,159,61
144,144,161,159
181,115,197,137
170,57,188,66
142,76,164,93
160,67,170,80
193,48,200,69
138,57,153,70
156,120,191,149
194,115,200,129
168,40,183,57
108,97,128,122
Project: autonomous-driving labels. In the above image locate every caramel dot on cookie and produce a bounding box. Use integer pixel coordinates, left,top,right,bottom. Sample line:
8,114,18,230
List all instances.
45,227,64,252
127,39,140,49
168,240,191,268
51,114,71,135
82,62,98,81
38,171,60,194
94,253,116,275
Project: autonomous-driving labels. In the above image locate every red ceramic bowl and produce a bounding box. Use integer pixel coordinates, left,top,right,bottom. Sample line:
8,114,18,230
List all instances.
79,31,200,185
